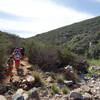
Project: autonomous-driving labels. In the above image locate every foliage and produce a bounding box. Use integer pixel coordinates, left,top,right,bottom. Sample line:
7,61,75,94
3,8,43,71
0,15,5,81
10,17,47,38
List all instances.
56,74,64,83
50,84,60,95
88,59,100,66
32,70,43,86
0,31,22,80
62,86,69,94
31,16,100,59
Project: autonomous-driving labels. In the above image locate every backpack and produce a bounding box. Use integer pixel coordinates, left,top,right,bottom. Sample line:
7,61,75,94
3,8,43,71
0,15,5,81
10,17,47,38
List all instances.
14,53,20,60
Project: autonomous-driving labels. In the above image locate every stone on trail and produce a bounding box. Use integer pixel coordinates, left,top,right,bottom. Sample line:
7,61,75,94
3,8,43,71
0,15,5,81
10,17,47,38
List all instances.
82,93,93,100
12,89,25,100
69,92,83,100
0,95,7,100
63,80,73,86
26,75,35,83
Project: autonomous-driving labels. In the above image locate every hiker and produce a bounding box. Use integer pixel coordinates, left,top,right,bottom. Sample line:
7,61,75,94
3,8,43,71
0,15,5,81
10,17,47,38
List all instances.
13,51,22,68
20,47,25,59
7,56,14,76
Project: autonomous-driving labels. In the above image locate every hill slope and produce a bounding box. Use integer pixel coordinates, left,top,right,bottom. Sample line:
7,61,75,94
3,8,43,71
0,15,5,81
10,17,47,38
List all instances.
32,16,100,58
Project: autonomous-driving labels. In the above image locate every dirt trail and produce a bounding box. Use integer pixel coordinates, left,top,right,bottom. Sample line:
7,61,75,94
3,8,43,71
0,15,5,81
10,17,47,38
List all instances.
2,57,32,86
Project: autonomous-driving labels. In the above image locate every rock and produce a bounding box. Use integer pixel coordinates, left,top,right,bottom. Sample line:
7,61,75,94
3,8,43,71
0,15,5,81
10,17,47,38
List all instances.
94,94,100,99
81,85,91,93
82,93,93,100
90,66,100,70
0,87,8,94
16,89,24,94
28,88,40,100
12,89,25,100
69,92,83,100
46,76,54,83
0,95,7,100
23,93,28,100
64,65,83,83
26,75,35,83
63,80,73,86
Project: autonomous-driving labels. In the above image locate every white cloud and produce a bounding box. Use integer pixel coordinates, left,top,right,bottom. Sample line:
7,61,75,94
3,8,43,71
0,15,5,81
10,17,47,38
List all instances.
0,0,94,38
95,0,100,2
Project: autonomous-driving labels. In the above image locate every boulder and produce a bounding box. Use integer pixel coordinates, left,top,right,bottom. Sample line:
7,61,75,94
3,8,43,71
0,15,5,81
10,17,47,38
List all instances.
0,87,8,94
82,93,93,100
0,95,7,100
28,88,40,100
12,89,25,100
69,92,83,100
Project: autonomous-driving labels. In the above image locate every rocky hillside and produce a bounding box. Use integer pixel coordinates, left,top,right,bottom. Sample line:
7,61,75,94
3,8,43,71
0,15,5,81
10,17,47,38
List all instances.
32,16,100,59
0,58,100,100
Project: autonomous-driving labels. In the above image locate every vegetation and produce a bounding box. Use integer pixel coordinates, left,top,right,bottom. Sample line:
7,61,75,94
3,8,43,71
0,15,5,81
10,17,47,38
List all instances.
88,59,100,66
50,84,60,95
56,74,64,83
62,86,69,94
32,16,100,59
0,31,22,80
32,70,43,87
1,16,100,79
25,40,88,73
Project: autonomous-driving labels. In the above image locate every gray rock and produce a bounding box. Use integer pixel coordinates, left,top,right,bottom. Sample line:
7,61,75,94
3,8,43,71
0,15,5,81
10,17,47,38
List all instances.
0,87,8,94
12,89,25,100
82,93,93,100
28,88,40,100
70,92,83,100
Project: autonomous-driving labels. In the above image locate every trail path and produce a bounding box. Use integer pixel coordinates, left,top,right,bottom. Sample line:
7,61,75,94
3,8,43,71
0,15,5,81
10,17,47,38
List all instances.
2,57,32,87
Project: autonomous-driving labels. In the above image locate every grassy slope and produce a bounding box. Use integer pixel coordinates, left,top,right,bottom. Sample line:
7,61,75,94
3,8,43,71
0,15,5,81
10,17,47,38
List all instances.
32,16,100,57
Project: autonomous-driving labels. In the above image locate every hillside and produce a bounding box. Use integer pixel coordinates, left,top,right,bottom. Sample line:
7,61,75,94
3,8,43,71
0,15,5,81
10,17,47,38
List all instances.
1,17,100,99
32,16,100,59
0,31,21,53
0,31,23,80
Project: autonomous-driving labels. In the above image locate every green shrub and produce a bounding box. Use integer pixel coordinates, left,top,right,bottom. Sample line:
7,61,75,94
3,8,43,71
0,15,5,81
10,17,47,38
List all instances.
62,86,69,94
50,84,60,95
27,41,61,71
32,71,41,82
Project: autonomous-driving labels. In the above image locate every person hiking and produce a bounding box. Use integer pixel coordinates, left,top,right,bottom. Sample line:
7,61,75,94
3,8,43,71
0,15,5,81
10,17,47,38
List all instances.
7,56,14,76
13,51,22,68
20,47,25,59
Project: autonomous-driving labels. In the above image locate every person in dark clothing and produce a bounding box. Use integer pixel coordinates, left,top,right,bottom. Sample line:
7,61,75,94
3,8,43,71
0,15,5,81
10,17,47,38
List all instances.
20,47,25,59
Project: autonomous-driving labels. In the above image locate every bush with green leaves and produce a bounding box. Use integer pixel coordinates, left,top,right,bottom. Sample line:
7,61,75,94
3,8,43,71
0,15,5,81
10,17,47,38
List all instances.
50,84,60,95
26,40,89,73
62,86,69,94
26,41,61,71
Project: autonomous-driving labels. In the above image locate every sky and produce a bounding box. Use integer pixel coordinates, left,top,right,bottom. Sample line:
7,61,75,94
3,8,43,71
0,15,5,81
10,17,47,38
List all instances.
0,0,100,38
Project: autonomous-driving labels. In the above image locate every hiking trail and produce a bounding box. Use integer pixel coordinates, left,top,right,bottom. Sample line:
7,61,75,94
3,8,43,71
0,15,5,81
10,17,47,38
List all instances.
2,57,32,87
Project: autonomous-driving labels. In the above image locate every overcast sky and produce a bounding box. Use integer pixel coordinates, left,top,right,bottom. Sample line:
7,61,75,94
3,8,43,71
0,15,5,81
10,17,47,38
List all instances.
0,0,100,38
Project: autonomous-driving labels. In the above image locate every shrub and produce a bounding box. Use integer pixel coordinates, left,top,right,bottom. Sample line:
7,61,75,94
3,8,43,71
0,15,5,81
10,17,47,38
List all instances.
50,84,60,95
26,40,89,73
27,41,61,71
32,70,43,87
62,86,69,94
56,74,64,83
